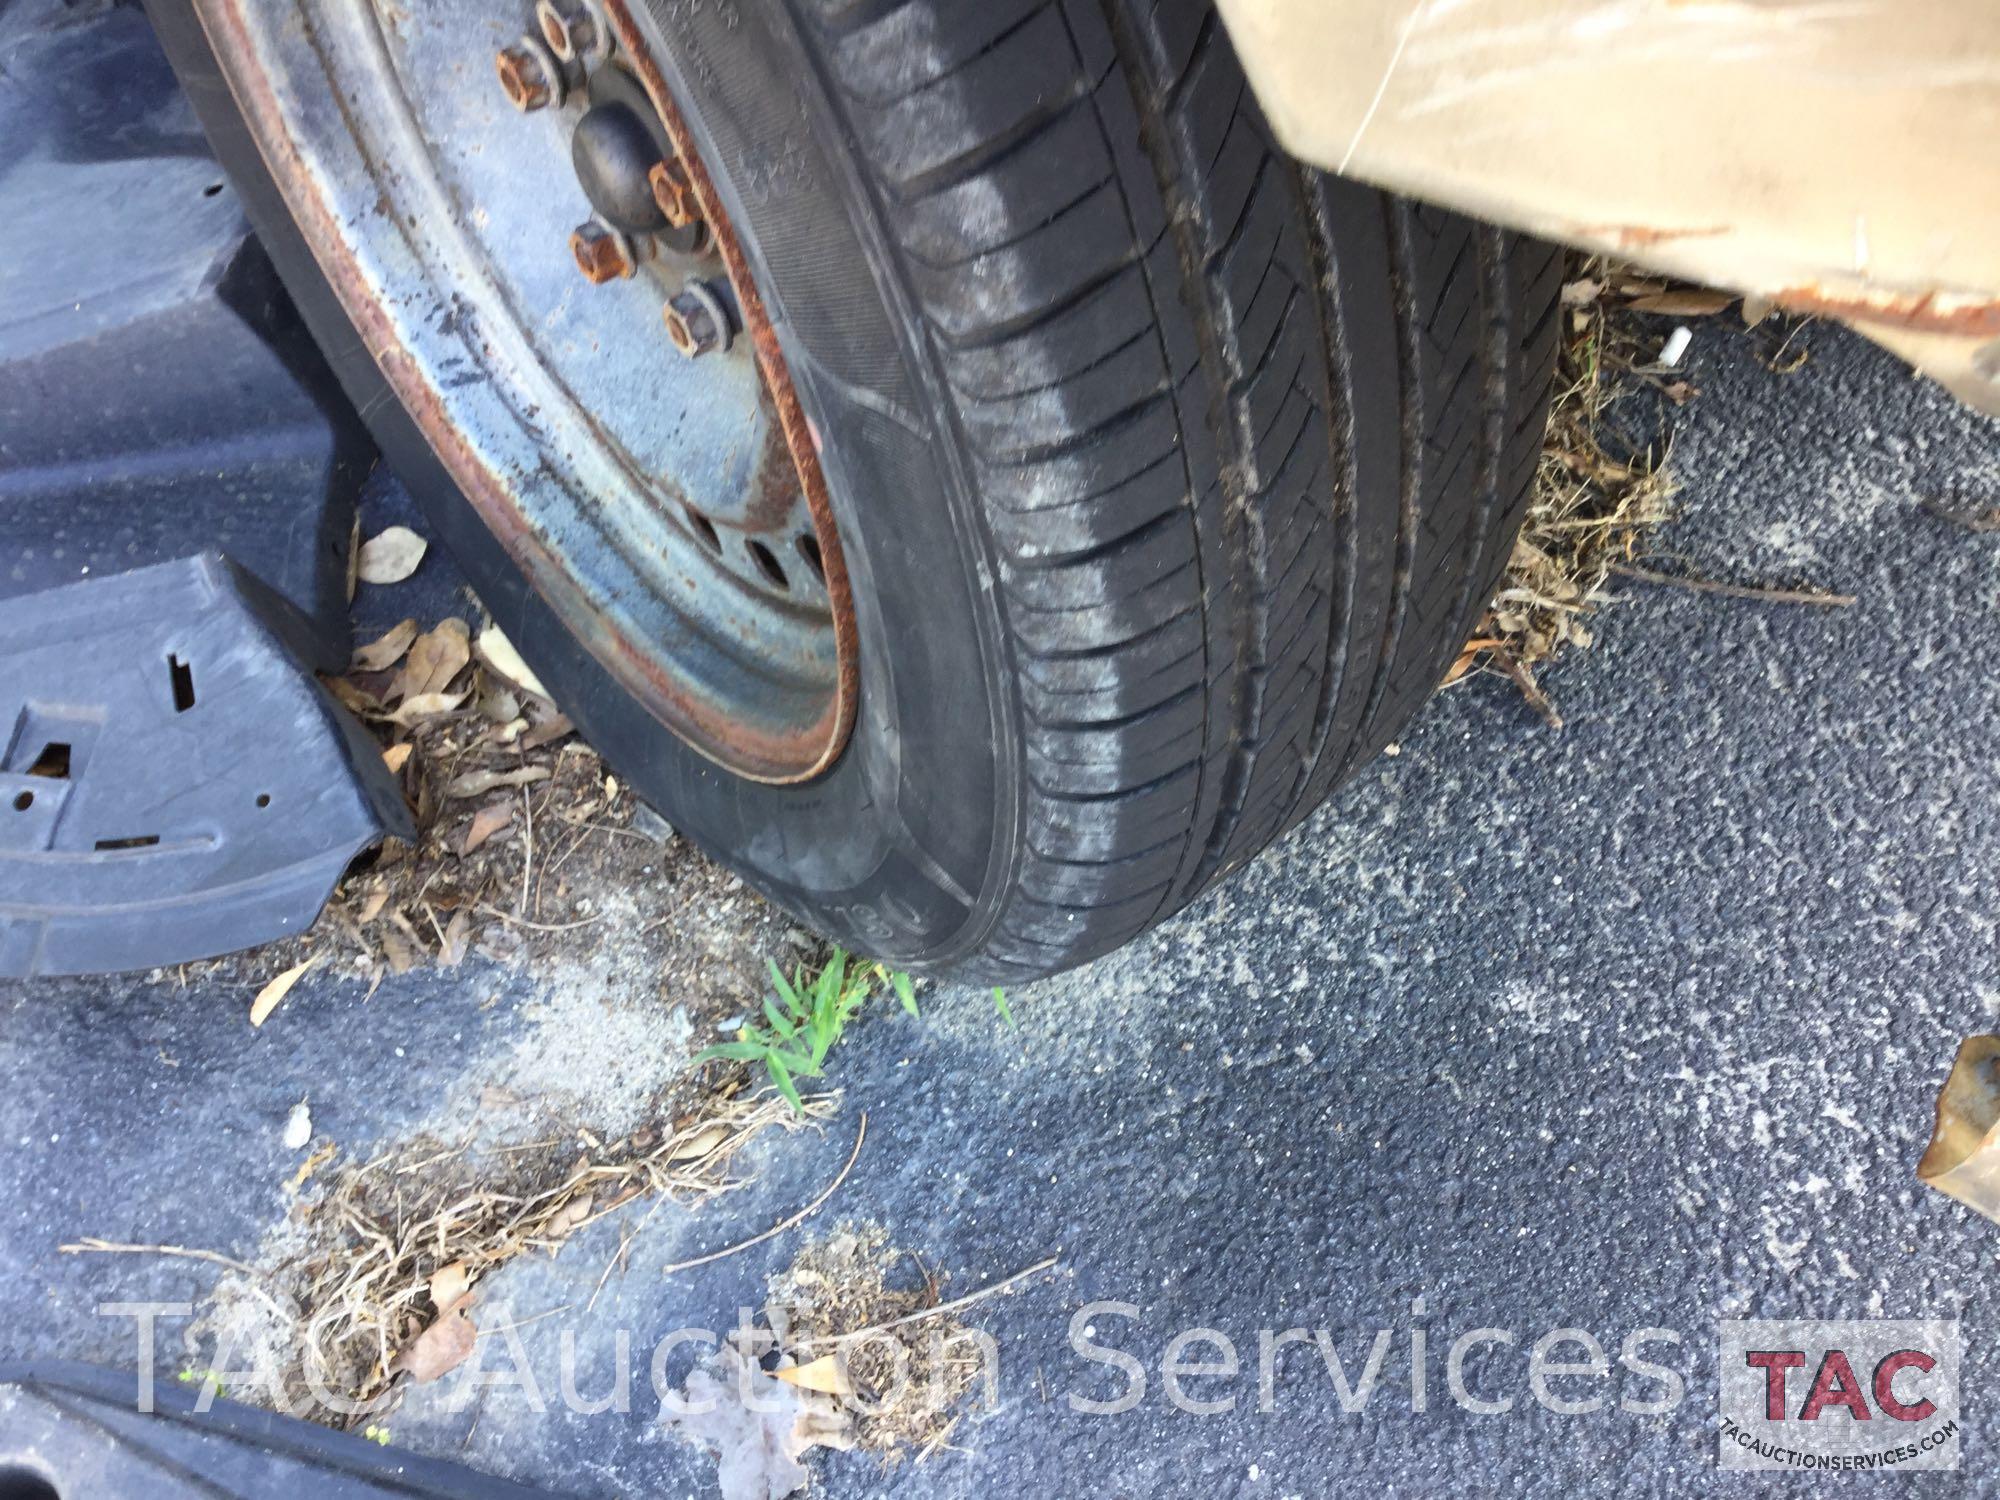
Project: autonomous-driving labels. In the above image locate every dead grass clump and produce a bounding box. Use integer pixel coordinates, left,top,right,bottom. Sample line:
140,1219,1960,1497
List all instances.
321,616,627,975
1445,259,1700,725
765,1223,990,1460
270,1086,834,1423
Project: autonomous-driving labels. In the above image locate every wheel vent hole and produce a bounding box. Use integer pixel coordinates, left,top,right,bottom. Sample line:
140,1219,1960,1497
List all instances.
10,791,31,812
0,1465,61,1500
684,507,721,555
795,534,824,584
168,653,196,712
746,540,789,591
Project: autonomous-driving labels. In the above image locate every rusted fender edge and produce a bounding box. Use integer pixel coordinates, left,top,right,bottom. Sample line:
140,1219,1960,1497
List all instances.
1215,0,2000,417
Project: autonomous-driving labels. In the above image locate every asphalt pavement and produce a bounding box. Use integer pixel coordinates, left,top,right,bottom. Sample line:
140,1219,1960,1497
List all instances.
4,316,1998,1498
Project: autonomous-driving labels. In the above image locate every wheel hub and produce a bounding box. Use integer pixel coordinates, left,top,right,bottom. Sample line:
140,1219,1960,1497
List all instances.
198,0,858,782
570,99,667,235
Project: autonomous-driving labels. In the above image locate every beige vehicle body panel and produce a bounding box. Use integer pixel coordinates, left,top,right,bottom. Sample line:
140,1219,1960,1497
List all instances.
1216,0,2000,414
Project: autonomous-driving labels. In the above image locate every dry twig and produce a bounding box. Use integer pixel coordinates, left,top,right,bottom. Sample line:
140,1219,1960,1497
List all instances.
661,1112,867,1276
792,1254,1062,1350
1608,562,1856,608
60,1237,264,1279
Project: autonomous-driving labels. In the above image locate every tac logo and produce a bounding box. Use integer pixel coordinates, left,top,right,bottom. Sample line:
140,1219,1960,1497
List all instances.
1718,1320,1960,1472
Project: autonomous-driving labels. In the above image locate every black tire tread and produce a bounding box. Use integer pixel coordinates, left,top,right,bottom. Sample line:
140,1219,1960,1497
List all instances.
795,0,1557,979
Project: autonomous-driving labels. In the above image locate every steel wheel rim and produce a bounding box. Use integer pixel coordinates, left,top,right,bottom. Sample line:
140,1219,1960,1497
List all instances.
194,0,858,782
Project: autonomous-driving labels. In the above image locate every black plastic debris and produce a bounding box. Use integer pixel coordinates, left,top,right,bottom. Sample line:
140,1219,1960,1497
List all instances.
0,554,411,979
0,1361,551,1498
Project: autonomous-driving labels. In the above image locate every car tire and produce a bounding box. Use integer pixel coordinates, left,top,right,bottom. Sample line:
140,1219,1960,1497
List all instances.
150,0,1559,981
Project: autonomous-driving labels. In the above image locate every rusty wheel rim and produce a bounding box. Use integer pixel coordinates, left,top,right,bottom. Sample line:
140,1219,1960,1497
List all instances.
193,0,858,782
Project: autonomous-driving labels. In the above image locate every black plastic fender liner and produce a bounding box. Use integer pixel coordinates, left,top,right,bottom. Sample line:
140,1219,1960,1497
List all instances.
0,0,373,667
0,1360,556,1497
0,553,412,979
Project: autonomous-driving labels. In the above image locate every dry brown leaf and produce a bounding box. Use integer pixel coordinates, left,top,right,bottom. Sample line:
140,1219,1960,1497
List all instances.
666,1341,849,1494
379,925,420,975
346,511,361,604
775,1355,856,1397
668,1122,731,1163
546,1195,593,1243
520,714,575,751
1918,1035,2000,1221
438,908,472,968
476,685,521,725
475,624,549,702
352,619,419,672
355,887,390,924
287,1141,337,1193
250,954,320,1028
445,765,550,800
460,799,516,855
1625,288,1735,318
1440,644,1480,688
356,526,429,585
393,619,471,702
1742,293,1776,328
381,742,413,775
396,1294,478,1383
326,677,379,715
389,688,471,726
429,1260,472,1312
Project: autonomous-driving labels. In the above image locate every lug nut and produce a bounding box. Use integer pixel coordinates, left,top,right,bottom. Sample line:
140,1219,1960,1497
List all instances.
647,159,702,230
663,279,737,357
537,0,609,64
496,35,566,111
570,220,635,284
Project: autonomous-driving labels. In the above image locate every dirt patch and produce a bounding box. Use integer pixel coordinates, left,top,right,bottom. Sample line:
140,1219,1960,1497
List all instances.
194,613,811,1047
148,610,854,1430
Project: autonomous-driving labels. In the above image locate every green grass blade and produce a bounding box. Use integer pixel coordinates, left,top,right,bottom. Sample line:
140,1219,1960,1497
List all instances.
768,958,803,1015
769,1045,818,1076
766,1054,803,1114
807,1018,835,1070
891,970,918,1017
993,987,1016,1030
